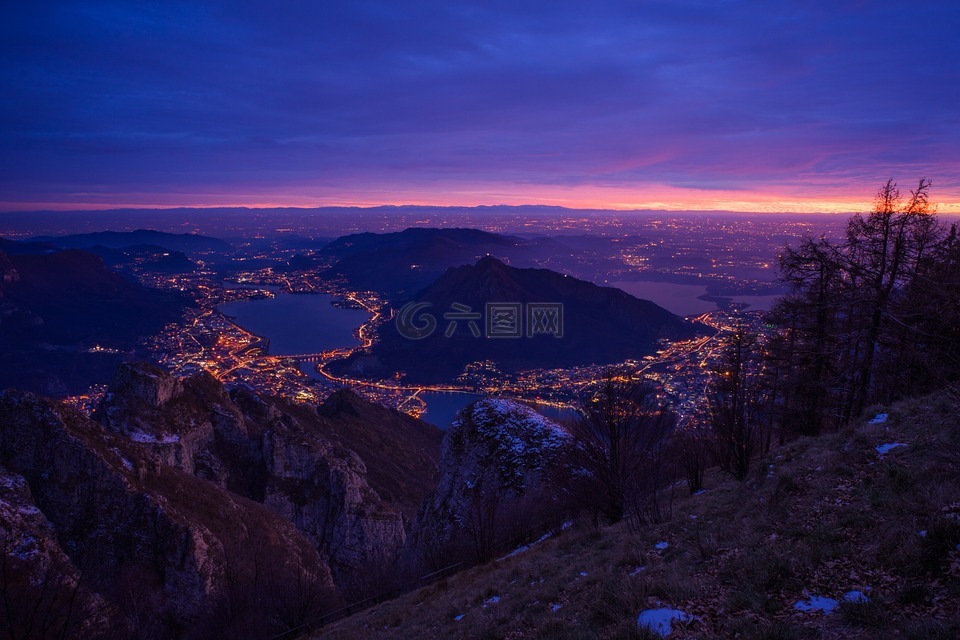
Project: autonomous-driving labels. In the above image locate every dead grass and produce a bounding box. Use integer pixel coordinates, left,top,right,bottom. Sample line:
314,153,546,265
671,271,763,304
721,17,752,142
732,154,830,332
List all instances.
316,391,960,639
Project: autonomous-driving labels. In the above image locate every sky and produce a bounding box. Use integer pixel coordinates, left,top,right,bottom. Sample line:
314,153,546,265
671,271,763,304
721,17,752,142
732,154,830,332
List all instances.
2,1,959,213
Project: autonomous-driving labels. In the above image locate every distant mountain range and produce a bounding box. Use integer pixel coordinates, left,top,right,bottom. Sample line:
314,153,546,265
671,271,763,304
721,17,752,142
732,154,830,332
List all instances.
331,256,703,382
319,227,571,300
28,229,232,255
0,243,190,394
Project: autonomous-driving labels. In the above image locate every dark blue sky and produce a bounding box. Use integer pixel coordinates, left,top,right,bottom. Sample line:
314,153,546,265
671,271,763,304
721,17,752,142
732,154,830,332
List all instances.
2,1,958,212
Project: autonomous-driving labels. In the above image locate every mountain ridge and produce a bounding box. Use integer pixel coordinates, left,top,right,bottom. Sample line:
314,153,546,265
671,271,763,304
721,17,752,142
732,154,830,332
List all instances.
333,256,703,382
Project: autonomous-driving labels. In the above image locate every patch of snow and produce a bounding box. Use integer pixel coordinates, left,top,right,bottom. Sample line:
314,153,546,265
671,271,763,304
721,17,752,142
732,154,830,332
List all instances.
629,566,646,576
551,603,562,612
10,535,40,561
919,530,927,538
454,398,572,487
867,413,889,424
579,571,588,577
128,431,180,444
112,448,134,470
843,590,869,603
875,442,907,455
637,608,692,637
501,530,553,559
561,520,574,530
482,595,501,607
794,596,839,613
655,541,669,550
454,614,464,621
693,489,707,495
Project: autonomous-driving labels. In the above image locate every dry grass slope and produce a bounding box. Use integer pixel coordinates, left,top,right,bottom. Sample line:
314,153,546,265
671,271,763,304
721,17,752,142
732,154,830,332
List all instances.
316,390,960,640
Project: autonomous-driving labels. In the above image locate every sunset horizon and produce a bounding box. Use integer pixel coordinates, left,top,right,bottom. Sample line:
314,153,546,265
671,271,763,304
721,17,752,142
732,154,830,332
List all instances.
5,183,960,215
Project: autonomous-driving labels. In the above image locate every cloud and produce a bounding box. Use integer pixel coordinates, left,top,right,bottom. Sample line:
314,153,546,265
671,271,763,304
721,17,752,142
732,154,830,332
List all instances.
1,0,959,209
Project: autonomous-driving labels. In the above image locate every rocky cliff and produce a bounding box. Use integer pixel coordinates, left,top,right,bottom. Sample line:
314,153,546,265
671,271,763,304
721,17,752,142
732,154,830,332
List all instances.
0,362,443,637
95,363,443,585
410,398,573,563
0,389,332,639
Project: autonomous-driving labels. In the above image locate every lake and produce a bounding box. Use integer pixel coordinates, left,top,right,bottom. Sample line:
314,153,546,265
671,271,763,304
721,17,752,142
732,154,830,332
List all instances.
218,293,370,355
418,390,482,428
610,281,782,316
418,391,578,429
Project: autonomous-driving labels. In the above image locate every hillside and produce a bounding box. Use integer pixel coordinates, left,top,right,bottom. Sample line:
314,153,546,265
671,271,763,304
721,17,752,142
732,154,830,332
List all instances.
333,256,702,382
29,229,232,255
0,248,190,394
0,362,444,638
318,390,960,639
321,227,568,299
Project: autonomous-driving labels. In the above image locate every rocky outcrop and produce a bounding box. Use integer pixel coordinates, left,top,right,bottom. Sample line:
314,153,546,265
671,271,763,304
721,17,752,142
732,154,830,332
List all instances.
0,389,333,638
261,426,406,580
110,360,183,406
0,250,18,296
410,398,573,561
0,360,444,636
95,363,442,586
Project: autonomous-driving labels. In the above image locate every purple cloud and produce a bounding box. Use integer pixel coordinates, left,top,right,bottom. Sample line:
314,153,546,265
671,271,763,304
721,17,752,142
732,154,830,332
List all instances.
1,0,958,210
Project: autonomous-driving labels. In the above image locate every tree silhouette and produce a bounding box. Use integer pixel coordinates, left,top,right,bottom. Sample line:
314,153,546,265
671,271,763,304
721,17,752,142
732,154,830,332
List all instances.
571,370,675,524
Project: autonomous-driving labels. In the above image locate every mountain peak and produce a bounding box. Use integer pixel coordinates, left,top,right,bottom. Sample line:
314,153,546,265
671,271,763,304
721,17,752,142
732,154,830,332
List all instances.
332,260,703,382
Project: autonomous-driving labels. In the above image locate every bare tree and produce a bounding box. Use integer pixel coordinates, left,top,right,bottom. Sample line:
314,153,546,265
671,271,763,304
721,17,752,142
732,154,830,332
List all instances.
671,422,712,495
706,320,767,481
0,535,94,640
570,370,675,524
843,178,938,416
769,179,949,431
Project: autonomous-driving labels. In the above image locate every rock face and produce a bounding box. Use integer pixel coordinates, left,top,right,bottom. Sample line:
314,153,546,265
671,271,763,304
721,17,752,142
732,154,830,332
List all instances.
0,362,443,637
411,398,573,563
0,250,18,295
111,360,184,406
0,389,331,639
95,363,443,584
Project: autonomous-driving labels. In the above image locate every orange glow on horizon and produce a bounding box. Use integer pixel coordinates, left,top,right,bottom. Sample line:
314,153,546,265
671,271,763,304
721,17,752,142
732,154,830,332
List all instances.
3,182,959,214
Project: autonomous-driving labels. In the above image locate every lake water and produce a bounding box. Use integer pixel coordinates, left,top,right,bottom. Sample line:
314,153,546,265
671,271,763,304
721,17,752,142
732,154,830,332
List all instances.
610,281,781,316
728,294,781,312
418,391,482,428
418,391,578,430
218,293,370,355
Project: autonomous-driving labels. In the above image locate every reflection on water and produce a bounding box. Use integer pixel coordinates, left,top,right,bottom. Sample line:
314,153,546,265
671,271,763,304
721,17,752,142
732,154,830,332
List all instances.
611,280,782,315
728,294,780,312
218,293,370,355
418,391,578,430
418,391,481,429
